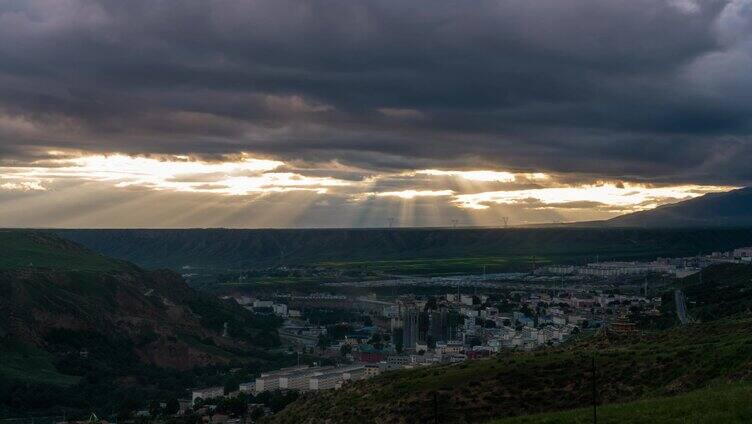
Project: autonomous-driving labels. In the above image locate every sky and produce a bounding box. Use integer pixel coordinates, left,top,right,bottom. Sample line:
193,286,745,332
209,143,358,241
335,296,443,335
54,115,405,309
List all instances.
0,0,750,228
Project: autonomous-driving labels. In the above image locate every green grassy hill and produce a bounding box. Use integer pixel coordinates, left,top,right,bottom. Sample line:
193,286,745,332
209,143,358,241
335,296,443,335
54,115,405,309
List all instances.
495,382,752,424
270,316,752,423
0,231,285,418
673,264,752,322
0,230,125,272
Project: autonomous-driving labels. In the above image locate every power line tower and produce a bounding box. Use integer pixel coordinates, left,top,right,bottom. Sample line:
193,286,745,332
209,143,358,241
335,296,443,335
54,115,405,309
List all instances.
388,217,396,228
500,216,509,228
451,219,459,229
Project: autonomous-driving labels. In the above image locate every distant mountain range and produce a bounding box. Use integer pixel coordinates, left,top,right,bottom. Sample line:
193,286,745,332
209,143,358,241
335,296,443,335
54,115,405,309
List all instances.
53,227,752,274
12,187,752,276
604,187,752,227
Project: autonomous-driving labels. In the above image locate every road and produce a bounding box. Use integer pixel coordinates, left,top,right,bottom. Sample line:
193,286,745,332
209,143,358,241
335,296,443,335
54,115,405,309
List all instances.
675,289,691,324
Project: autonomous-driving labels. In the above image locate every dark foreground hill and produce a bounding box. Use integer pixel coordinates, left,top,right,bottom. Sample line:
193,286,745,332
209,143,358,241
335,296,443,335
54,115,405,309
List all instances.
55,227,752,272
0,231,283,417
270,264,752,423
605,187,752,227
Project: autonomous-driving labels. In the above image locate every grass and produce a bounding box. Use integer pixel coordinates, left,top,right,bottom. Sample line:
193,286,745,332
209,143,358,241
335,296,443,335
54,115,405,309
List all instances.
270,317,752,423
494,382,752,423
0,340,79,386
0,231,124,272
315,256,546,276
179,334,240,360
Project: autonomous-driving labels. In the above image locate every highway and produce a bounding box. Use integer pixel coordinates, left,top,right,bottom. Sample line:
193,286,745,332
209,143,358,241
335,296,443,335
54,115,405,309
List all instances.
675,289,691,324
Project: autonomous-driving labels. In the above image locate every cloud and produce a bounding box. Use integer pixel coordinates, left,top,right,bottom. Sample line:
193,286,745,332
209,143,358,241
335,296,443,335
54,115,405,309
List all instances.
0,152,350,196
1,0,751,226
451,183,732,211
370,189,455,200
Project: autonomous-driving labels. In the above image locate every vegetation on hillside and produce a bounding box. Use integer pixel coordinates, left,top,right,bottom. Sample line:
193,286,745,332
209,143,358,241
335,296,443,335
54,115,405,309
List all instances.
495,382,752,424
0,231,126,272
57,228,752,274
674,264,752,322
270,316,752,423
0,231,287,418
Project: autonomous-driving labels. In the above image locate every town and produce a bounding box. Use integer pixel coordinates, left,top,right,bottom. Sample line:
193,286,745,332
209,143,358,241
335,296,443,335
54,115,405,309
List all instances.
169,246,752,421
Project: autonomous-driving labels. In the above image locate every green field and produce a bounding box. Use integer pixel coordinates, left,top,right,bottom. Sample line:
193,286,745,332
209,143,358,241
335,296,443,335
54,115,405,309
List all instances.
0,340,79,386
495,383,752,423
315,255,547,276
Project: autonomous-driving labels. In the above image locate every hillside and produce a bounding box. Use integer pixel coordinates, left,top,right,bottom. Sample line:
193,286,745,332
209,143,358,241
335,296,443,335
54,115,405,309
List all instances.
55,228,752,272
494,382,752,423
270,264,752,423
671,263,752,322
270,317,752,423
605,187,752,227
0,231,283,417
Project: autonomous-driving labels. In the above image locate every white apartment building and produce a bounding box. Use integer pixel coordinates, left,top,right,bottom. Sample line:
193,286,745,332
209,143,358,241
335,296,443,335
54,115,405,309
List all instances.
238,382,255,394
191,387,224,405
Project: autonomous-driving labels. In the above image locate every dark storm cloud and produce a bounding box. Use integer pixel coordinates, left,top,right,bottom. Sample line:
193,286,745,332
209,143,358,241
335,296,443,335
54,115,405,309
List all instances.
1,0,752,184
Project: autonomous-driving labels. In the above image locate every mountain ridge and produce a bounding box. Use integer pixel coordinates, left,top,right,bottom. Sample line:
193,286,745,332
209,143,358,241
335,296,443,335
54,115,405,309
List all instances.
0,231,281,381
49,227,752,273
604,186,752,227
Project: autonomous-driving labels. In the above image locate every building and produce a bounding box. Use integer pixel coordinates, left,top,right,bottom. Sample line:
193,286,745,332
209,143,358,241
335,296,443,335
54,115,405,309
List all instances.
364,364,381,378
255,366,310,393
580,261,674,277
308,372,343,391
734,247,752,259
272,303,288,316
430,308,449,342
238,382,255,394
438,340,464,355
252,299,273,308
278,371,311,391
192,387,224,405
401,307,419,351
608,314,638,335
387,354,411,368
308,365,366,391
354,344,393,363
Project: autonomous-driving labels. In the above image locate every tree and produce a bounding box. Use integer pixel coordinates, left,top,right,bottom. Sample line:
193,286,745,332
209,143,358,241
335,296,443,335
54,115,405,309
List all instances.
193,397,205,409
224,376,240,394
368,333,383,350
149,400,163,418
340,344,352,356
317,334,331,350
165,398,180,415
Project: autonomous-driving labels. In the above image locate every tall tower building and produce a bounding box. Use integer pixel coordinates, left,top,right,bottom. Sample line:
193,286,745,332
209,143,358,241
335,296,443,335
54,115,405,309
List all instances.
401,307,419,351
430,307,449,342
